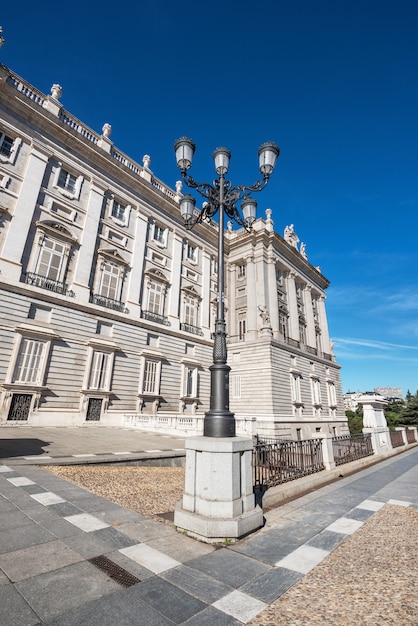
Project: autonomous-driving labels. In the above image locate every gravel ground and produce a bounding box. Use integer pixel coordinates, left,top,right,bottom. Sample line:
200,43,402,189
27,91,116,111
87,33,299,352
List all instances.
45,466,418,625
45,465,185,522
248,504,418,626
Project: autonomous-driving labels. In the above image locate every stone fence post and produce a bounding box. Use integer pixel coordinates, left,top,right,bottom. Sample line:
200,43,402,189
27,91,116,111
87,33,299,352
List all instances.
313,432,336,471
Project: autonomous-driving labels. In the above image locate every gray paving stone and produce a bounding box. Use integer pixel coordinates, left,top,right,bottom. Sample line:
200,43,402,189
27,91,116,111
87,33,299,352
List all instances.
0,508,35,530
0,495,15,513
0,523,54,554
0,583,40,626
24,505,81,539
16,561,121,622
0,539,84,581
231,529,303,565
147,531,214,563
62,532,119,559
117,518,173,542
182,605,242,625
344,507,376,521
43,588,173,625
89,526,138,550
20,484,47,495
186,549,270,588
161,564,233,603
240,566,303,603
130,576,207,624
47,501,83,517
306,530,347,552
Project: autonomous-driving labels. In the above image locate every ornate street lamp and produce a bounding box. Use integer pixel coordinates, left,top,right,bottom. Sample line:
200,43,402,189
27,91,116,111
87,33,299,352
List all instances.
174,138,279,437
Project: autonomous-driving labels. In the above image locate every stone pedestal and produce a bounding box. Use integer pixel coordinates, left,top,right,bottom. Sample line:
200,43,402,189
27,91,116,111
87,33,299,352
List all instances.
174,436,263,544
358,394,392,455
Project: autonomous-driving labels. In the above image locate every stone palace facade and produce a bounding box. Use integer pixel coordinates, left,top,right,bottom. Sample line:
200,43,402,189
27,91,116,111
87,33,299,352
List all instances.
0,63,348,439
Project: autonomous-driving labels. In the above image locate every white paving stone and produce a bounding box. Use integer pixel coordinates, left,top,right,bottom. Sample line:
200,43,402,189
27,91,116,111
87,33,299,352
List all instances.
7,476,36,486
325,517,364,535
72,454,96,458
111,451,132,455
357,499,385,511
119,543,181,574
213,590,267,623
387,499,411,507
0,465,11,472
30,492,66,505
275,545,330,574
23,455,52,460
63,513,110,532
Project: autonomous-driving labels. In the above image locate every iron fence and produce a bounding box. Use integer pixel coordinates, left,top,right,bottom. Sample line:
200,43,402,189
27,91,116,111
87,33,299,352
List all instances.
406,429,416,444
332,434,373,466
390,430,405,448
253,438,324,489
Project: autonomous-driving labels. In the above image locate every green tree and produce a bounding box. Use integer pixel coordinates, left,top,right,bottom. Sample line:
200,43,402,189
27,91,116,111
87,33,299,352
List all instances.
399,391,418,426
384,399,405,430
346,404,364,434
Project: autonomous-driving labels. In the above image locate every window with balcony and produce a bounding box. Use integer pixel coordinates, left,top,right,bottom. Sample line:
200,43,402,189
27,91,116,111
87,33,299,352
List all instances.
25,230,73,295
90,256,127,312
237,264,246,279
181,293,202,335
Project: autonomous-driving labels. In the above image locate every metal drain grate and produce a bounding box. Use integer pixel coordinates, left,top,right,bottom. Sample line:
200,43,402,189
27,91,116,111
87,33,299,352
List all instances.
88,555,141,587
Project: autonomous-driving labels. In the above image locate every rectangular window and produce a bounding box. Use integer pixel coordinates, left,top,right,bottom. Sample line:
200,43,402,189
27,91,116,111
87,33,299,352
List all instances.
311,378,322,405
57,169,77,193
237,264,246,279
153,225,167,246
111,200,126,221
186,244,197,263
13,339,46,384
184,296,197,326
99,262,121,300
183,366,198,397
148,282,164,315
291,374,302,404
0,132,14,157
327,381,337,407
36,238,66,281
279,311,288,339
88,351,111,390
238,318,246,340
143,360,159,394
231,374,241,399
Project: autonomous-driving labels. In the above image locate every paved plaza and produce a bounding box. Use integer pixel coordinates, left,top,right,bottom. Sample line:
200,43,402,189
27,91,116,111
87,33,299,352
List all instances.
0,427,417,624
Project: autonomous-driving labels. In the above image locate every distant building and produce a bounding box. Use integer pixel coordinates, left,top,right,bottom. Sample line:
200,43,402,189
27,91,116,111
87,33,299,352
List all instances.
0,63,348,439
374,387,403,401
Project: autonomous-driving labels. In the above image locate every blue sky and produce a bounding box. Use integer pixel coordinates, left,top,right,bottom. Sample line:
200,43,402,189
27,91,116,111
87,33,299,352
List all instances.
1,1,418,396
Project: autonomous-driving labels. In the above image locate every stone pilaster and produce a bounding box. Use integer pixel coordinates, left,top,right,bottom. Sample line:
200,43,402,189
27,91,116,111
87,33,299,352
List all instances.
0,146,49,281
125,209,148,316
245,254,258,341
71,183,104,301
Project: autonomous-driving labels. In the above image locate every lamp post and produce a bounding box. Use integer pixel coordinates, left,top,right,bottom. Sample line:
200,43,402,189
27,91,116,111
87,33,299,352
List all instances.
174,138,279,438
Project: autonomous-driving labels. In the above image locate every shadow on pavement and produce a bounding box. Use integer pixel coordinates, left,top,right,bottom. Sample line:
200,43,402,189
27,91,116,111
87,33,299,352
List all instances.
0,438,51,458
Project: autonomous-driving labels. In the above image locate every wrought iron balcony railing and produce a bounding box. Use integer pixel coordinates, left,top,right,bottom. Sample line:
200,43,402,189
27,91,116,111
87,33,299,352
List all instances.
90,293,127,313
24,272,70,295
141,310,170,326
180,322,204,336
